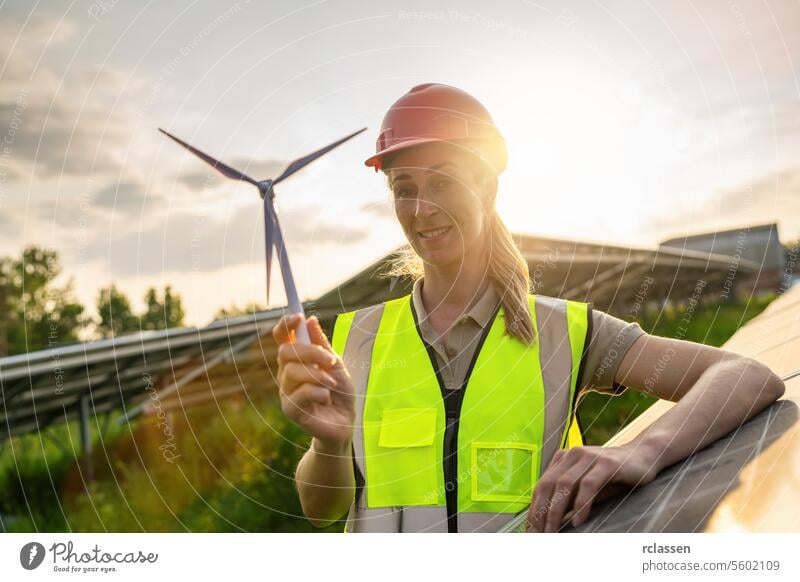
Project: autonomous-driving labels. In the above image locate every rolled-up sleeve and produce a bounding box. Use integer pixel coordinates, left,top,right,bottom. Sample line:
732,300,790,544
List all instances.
580,309,646,396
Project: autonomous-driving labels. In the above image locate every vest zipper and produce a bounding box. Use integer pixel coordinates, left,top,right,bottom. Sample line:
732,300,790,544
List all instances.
410,299,502,533
443,401,461,532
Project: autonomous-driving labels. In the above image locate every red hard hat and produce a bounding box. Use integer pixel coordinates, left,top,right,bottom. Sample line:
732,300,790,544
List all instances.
364,83,507,175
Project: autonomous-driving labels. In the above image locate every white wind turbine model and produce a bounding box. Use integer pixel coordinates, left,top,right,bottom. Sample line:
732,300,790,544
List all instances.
159,126,367,344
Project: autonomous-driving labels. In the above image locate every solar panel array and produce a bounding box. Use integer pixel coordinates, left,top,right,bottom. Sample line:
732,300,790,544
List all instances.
0,311,283,440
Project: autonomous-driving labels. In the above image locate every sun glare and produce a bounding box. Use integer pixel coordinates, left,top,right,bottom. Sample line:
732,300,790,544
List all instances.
482,63,688,244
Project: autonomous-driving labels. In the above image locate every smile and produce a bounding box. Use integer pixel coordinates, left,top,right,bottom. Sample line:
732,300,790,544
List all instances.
418,226,452,240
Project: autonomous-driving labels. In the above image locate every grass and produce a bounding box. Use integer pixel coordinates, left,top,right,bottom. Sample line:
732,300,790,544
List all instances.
1,397,341,532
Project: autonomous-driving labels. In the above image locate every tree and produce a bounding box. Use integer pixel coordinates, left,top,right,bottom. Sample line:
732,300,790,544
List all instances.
213,302,266,321
140,285,185,331
96,284,139,338
0,246,87,356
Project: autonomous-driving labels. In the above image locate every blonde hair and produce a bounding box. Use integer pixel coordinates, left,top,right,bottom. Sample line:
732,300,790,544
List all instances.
378,155,536,346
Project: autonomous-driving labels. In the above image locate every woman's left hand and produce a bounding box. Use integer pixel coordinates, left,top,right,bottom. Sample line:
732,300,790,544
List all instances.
526,444,660,532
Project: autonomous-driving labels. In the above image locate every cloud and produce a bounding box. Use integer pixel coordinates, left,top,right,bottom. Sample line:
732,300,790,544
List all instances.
359,199,395,220
0,211,21,241
81,201,369,277
31,195,106,242
280,204,370,251
0,159,24,184
643,167,800,242
749,101,800,143
0,98,131,180
720,168,800,219
23,176,165,238
0,16,143,184
177,157,286,191
91,178,164,215
0,15,77,90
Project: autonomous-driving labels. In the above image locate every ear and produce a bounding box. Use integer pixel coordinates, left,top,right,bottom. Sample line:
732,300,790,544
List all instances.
480,173,498,209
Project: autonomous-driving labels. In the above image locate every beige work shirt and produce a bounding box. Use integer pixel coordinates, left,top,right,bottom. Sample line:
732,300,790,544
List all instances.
410,277,645,398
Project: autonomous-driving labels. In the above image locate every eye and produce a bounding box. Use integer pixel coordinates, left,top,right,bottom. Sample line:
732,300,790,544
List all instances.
393,184,416,199
431,176,454,191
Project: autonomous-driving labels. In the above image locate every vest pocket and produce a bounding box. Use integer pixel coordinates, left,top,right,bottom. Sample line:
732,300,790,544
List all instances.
363,407,440,507
378,408,437,447
470,441,540,503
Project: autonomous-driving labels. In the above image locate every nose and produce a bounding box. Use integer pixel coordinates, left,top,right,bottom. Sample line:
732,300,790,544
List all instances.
413,185,437,218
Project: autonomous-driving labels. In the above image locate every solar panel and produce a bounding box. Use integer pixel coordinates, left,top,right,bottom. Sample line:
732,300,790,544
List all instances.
0,308,289,441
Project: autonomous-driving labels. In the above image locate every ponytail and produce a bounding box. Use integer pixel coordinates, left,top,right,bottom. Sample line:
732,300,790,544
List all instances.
483,209,536,345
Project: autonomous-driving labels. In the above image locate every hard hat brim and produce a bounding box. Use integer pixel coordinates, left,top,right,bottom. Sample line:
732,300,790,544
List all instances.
363,137,446,172
364,136,503,173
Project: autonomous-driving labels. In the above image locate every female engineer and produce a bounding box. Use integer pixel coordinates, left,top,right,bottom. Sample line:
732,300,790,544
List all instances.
272,83,785,533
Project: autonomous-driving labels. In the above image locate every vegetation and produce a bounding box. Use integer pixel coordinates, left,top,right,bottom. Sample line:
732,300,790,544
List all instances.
140,286,185,331
213,302,267,320
96,284,138,338
0,397,340,533
0,246,87,356
0,246,186,352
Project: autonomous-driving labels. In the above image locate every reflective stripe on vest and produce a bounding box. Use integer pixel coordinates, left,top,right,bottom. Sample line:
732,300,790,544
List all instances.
331,309,357,533
332,294,590,532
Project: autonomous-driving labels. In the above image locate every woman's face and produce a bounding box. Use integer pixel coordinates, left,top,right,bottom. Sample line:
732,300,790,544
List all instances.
385,142,492,269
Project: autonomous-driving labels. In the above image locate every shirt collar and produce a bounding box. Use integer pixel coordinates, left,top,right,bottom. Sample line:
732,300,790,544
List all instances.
411,277,500,332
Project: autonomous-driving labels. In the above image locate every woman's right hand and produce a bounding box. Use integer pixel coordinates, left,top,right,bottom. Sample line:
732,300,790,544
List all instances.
272,313,355,449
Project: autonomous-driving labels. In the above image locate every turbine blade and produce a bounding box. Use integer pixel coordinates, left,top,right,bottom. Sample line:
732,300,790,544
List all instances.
267,199,293,308
264,196,275,305
271,127,367,186
264,195,305,332
158,128,259,186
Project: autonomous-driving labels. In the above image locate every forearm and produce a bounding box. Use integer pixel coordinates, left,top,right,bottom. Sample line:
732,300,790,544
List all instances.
295,437,356,528
625,357,785,473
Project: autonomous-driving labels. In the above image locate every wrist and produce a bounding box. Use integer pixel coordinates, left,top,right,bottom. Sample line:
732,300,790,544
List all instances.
313,436,352,458
622,429,672,474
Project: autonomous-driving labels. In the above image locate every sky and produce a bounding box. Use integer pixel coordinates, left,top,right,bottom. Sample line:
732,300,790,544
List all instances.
1,0,799,327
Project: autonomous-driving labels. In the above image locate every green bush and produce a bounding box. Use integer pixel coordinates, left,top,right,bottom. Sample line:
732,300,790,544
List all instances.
0,420,117,532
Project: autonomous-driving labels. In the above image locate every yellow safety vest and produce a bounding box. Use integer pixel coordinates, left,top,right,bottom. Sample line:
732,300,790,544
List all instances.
332,294,588,532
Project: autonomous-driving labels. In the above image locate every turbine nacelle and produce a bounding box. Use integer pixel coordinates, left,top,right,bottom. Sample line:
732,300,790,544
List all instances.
258,179,275,199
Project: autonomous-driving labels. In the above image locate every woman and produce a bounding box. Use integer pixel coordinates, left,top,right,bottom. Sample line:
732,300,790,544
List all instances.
273,83,785,533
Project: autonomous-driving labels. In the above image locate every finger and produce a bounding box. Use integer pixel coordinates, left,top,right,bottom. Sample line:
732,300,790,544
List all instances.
549,449,569,470
528,449,580,532
278,341,338,370
273,314,303,344
570,466,608,528
528,477,555,532
543,457,596,532
528,462,564,533
281,383,331,421
306,315,335,354
541,463,585,533
280,362,337,395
